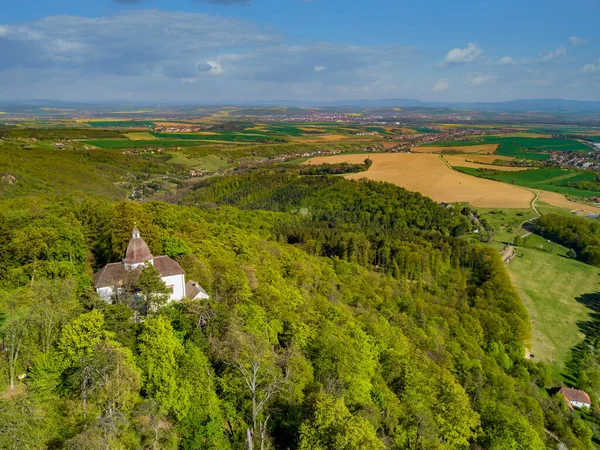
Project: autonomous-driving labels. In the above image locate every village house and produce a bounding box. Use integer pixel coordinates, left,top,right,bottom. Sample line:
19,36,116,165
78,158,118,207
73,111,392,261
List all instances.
559,387,592,410
93,226,208,302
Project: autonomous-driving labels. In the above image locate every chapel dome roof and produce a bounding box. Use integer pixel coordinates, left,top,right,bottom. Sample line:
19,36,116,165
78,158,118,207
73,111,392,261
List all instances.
123,227,153,265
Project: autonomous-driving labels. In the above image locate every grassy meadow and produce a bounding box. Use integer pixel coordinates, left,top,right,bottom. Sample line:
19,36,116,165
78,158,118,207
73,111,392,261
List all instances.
479,205,600,378
508,244,600,378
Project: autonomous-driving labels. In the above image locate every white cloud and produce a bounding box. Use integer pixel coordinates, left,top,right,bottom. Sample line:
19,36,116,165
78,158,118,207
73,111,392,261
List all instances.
442,42,482,65
583,63,599,73
206,60,224,75
432,79,449,92
497,56,514,65
540,46,567,62
569,36,586,46
467,74,493,86
0,26,7,38
313,65,326,72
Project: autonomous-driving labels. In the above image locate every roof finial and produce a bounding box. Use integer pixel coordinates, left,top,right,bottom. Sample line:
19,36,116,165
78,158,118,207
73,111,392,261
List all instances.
132,222,141,239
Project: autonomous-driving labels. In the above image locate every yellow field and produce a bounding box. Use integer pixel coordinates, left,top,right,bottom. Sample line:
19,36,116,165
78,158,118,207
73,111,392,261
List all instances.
411,144,498,154
443,155,527,172
304,153,533,208
382,141,407,149
126,132,158,141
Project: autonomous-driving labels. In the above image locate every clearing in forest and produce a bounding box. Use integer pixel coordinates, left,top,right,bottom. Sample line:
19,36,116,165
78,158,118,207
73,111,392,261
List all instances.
508,242,599,377
304,153,533,208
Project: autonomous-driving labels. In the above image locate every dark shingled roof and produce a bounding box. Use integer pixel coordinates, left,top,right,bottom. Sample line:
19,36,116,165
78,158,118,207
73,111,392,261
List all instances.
93,263,141,288
123,237,153,265
559,387,591,405
186,280,208,299
153,256,185,277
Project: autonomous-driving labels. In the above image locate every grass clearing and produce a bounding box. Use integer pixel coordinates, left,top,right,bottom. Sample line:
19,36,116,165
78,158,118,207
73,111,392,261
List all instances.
478,208,538,243
508,246,600,378
167,152,230,171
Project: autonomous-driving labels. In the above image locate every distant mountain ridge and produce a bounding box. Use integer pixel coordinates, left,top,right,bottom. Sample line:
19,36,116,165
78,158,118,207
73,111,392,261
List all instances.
2,98,600,114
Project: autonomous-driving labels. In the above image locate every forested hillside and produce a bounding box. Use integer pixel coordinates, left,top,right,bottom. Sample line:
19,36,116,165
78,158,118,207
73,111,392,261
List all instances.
0,170,593,448
533,214,600,266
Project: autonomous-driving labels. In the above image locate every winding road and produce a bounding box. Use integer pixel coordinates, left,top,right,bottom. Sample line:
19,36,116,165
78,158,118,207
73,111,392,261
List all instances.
521,190,540,238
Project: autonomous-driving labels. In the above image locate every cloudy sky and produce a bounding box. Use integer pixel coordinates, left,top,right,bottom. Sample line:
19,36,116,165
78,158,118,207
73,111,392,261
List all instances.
1,0,599,102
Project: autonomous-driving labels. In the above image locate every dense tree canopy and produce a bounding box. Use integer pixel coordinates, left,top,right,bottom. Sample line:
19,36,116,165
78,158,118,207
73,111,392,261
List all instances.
0,172,592,449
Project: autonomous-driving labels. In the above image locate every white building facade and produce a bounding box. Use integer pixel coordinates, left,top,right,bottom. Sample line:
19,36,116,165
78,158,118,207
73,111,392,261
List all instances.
93,226,206,303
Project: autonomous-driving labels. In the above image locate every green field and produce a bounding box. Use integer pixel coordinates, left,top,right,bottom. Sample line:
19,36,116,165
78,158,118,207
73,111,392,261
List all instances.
412,126,440,133
151,132,287,142
508,244,600,377
587,136,600,143
84,139,212,149
167,152,231,171
426,136,589,160
87,120,155,128
456,167,600,198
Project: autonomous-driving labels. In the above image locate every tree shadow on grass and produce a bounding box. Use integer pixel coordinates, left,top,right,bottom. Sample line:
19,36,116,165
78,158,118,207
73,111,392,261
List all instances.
563,291,600,386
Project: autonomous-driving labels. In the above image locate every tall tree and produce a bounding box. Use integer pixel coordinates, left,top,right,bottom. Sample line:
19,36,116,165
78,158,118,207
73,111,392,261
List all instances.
218,324,291,450
136,263,171,316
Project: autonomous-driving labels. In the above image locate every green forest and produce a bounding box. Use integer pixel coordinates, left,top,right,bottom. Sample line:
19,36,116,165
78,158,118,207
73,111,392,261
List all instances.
0,140,596,449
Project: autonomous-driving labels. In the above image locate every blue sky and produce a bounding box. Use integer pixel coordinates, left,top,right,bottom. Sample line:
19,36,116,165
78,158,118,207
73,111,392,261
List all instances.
1,0,599,102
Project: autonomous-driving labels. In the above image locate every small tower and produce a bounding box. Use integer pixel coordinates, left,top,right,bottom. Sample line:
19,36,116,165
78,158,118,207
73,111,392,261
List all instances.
132,225,141,239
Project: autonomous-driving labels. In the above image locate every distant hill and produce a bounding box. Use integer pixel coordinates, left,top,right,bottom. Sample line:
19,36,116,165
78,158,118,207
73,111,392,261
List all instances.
2,98,600,115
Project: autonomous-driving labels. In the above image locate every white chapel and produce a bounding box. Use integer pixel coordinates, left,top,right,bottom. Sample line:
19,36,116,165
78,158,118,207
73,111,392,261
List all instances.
93,226,209,302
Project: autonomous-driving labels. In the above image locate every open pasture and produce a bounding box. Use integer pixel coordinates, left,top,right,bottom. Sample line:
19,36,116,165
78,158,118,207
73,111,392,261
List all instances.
304,153,534,208
412,144,498,154
508,245,599,376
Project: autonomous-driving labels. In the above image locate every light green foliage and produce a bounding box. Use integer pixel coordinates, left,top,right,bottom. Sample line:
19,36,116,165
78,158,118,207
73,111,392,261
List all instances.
59,310,113,364
162,235,191,258
0,394,47,450
478,404,545,449
137,316,183,415
298,393,384,450
0,152,595,448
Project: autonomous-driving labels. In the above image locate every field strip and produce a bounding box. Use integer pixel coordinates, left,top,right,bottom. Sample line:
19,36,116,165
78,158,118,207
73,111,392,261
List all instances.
411,144,498,154
442,155,526,172
540,172,583,184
